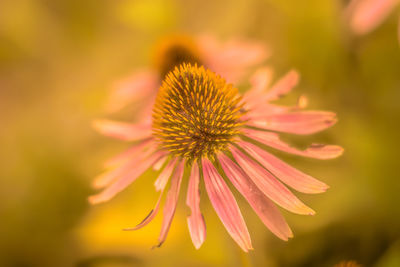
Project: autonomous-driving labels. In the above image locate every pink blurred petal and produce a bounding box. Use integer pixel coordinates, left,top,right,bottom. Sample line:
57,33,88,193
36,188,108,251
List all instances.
218,153,293,240
107,70,159,113
186,162,206,249
154,158,178,192
238,141,328,194
157,161,185,247
247,111,337,135
249,67,274,93
230,146,315,215
104,138,153,168
202,158,253,252
197,34,269,83
242,128,344,159
265,70,299,101
89,151,164,204
93,119,152,141
153,155,168,171
93,144,157,189
350,0,399,35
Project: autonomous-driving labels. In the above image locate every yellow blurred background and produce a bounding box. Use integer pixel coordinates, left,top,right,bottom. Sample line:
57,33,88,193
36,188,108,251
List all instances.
1,0,400,266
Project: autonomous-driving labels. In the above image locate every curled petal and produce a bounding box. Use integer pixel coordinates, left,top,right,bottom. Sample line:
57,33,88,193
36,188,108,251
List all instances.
124,192,163,231
89,151,164,204
124,158,177,231
218,153,293,240
157,161,185,247
247,111,337,135
239,141,328,194
186,162,206,249
265,70,299,101
93,119,152,141
202,158,253,252
230,146,315,215
242,128,344,159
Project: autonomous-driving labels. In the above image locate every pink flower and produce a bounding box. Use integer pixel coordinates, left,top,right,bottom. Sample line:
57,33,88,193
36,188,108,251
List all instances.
90,63,343,251
106,34,269,116
347,0,399,39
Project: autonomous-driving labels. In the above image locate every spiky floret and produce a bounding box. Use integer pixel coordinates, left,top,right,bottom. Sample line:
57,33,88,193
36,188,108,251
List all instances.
152,63,245,162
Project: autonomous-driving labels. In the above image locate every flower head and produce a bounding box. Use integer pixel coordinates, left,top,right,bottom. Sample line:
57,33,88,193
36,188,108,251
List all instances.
91,63,343,251
107,34,269,114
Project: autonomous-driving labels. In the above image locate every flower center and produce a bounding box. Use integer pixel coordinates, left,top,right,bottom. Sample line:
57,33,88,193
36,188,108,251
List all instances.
152,35,203,78
152,64,245,161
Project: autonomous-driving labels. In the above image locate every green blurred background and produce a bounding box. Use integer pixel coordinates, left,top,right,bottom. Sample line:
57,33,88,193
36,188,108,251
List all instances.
1,0,399,266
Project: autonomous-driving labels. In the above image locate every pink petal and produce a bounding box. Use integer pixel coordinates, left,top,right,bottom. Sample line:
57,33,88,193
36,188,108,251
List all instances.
154,158,178,192
349,0,399,35
230,146,315,215
93,144,157,189
104,139,153,168
107,70,159,113
218,153,293,240
153,155,168,171
242,128,344,159
89,151,164,204
249,67,274,93
186,162,206,249
202,158,253,252
124,158,177,231
265,70,299,101
247,111,337,135
197,34,269,83
123,192,163,231
93,119,152,141
238,141,328,194
157,161,185,247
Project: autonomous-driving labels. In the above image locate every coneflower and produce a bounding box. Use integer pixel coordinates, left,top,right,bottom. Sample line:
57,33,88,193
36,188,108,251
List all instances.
90,63,343,251
107,34,269,115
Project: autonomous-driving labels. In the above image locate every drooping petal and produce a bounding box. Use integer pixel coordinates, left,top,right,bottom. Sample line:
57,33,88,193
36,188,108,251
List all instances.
124,158,177,231
218,153,293,240
264,70,299,101
186,162,206,249
239,140,328,194
157,161,185,247
230,146,315,215
202,158,253,252
242,128,344,159
107,70,159,113
154,158,178,192
123,192,163,231
349,0,399,35
92,119,152,141
247,111,337,135
89,151,164,204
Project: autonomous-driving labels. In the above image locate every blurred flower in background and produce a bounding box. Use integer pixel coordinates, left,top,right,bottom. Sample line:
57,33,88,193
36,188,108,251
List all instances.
107,34,269,117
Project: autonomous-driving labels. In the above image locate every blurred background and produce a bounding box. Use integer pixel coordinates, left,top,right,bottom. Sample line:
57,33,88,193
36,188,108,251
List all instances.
1,0,400,266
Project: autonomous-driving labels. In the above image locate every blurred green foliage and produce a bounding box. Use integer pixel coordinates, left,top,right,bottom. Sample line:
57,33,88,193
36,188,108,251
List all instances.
1,0,399,266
